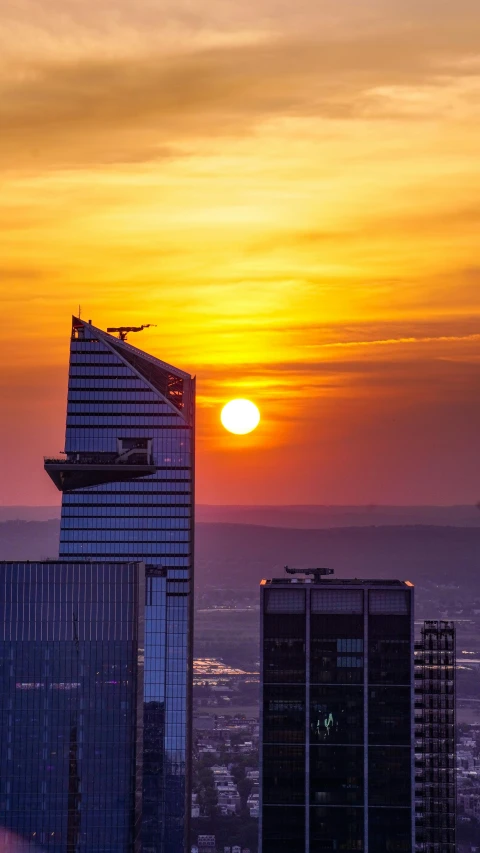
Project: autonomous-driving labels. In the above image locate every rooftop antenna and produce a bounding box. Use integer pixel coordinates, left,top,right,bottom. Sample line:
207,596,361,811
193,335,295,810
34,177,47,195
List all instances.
106,324,157,342
285,565,334,583
78,304,81,319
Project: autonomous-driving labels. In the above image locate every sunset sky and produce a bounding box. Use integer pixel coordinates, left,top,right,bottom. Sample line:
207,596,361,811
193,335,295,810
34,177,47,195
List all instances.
1,0,480,506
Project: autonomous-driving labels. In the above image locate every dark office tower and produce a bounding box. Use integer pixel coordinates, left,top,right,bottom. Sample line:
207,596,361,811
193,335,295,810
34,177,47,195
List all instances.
0,560,144,852
44,317,195,853
259,572,415,853
414,621,456,852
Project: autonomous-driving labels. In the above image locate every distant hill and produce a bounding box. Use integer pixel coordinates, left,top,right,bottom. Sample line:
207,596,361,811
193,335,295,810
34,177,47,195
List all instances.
3,504,480,527
0,507,60,522
0,520,60,560
195,522,480,589
0,519,479,592
196,504,480,528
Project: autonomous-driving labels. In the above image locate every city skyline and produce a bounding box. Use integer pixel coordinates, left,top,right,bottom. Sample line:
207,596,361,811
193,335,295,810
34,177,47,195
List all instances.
0,2,478,851
1,0,480,507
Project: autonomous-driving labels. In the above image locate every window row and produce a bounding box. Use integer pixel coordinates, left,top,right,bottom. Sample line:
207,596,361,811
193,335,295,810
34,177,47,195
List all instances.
70,355,126,364
71,342,112,353
67,404,178,418
69,390,161,402
264,686,410,747
69,367,138,377
66,432,190,447
62,496,191,510
263,588,411,616
87,477,190,491
312,589,363,614
66,416,186,427
0,565,138,584
59,543,191,556
61,518,191,530
63,496,192,506
60,524,192,544
69,378,151,390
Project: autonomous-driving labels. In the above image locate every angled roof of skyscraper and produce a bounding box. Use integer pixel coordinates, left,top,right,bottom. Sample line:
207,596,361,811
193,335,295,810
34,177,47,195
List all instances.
71,315,194,421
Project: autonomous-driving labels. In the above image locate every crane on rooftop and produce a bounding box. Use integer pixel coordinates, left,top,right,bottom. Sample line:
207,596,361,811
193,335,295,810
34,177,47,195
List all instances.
107,324,157,341
284,565,334,582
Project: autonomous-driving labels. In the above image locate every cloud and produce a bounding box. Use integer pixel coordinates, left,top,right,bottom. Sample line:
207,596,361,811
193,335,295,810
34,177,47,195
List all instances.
2,0,480,53
289,208,480,245
1,13,480,170
195,328,480,378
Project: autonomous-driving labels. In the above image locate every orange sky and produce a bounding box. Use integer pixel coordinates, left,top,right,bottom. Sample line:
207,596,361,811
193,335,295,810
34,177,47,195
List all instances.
1,0,480,506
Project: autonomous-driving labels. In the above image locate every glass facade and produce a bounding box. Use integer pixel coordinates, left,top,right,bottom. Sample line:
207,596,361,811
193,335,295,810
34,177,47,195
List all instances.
262,591,306,851
52,318,194,853
0,561,144,852
260,579,414,853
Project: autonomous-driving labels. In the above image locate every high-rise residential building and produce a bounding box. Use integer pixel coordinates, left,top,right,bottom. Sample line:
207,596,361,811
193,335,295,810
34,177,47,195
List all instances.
44,317,195,853
414,621,456,852
0,560,145,852
259,570,415,853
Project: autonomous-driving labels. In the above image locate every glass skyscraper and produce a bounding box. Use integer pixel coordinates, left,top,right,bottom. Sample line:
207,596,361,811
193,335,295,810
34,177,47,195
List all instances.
0,560,145,852
44,316,195,853
259,572,415,853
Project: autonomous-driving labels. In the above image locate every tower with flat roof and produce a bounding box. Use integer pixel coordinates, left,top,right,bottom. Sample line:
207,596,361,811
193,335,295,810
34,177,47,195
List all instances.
0,560,145,852
44,317,195,853
259,571,415,853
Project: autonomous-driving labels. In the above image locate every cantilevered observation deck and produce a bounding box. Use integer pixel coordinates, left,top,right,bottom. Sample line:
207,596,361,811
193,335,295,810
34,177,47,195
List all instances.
44,449,156,491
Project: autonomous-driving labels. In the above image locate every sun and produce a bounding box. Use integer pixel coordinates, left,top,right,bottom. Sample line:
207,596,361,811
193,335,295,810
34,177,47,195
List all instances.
221,399,261,435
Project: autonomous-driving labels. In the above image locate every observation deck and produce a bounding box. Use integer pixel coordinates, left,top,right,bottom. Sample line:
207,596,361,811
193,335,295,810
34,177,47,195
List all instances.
44,449,156,491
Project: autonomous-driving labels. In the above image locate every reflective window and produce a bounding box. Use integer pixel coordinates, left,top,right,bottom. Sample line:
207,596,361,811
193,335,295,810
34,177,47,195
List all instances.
310,686,363,744
368,747,411,806
368,687,411,745
368,616,411,685
368,807,411,852
310,805,364,851
265,589,305,613
263,685,306,744
264,613,305,684
312,590,363,614
310,745,363,806
311,615,364,684
262,805,305,853
311,647,364,683
262,744,305,804
369,590,410,615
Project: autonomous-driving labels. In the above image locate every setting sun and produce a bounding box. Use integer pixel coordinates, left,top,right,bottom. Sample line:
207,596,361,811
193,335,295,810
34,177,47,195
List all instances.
220,399,261,435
